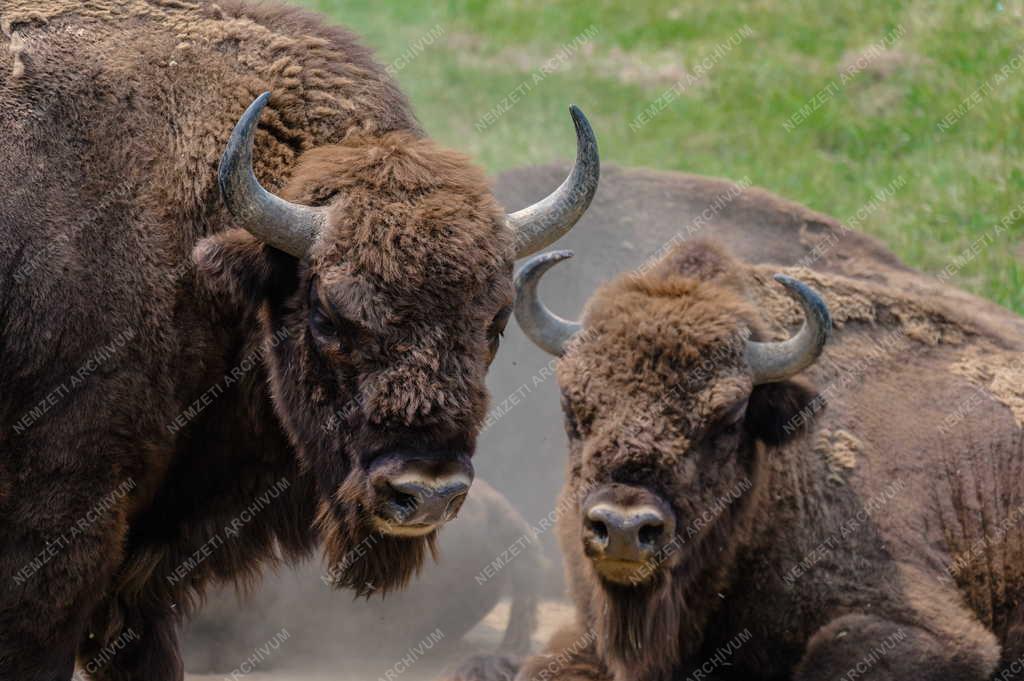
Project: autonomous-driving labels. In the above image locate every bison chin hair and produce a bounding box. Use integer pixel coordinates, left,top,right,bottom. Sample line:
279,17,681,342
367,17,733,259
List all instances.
315,468,438,598
595,574,687,681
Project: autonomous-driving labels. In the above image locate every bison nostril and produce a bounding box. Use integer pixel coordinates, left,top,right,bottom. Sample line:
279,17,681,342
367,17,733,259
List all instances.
381,476,471,527
587,518,609,542
388,487,419,520
638,523,663,547
369,456,474,532
444,492,468,521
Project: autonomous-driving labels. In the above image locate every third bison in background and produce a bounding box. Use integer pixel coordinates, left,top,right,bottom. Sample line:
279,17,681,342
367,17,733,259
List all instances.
184,480,544,676
459,238,1024,681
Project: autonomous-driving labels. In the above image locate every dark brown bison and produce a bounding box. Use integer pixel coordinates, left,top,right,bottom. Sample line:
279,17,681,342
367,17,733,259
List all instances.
182,479,545,676
0,2,598,679
457,237,1024,681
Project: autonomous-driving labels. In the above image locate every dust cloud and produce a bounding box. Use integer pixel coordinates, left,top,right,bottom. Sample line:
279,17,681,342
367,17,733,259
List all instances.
181,479,571,681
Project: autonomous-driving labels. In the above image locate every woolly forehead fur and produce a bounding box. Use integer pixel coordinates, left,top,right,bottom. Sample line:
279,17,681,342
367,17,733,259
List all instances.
288,131,514,330
556,242,762,477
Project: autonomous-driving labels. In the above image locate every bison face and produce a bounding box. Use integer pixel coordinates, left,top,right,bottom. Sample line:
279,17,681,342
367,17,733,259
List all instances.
515,242,828,678
193,94,598,594
556,315,766,591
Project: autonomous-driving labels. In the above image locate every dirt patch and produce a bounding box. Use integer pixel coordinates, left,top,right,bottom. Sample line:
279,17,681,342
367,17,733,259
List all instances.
838,47,916,82
950,348,1024,427
748,266,970,347
837,46,925,116
814,428,864,485
7,30,25,78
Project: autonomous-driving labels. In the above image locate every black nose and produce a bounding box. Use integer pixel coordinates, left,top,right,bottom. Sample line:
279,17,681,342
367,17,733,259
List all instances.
581,485,675,575
370,455,473,531
383,475,469,526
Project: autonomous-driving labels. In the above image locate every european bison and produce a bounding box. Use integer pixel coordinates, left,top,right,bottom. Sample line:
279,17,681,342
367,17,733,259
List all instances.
0,2,598,679
465,238,1024,681
183,479,545,675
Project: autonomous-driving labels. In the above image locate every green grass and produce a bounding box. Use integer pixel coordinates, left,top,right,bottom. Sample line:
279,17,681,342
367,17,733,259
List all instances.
298,0,1024,312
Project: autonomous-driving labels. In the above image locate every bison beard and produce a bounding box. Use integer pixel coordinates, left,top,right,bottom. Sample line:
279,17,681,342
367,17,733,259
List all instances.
591,457,766,681
597,578,684,681
317,470,438,597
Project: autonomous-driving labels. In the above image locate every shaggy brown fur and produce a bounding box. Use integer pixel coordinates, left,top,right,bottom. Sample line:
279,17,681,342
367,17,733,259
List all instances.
0,2,525,679
457,240,1024,680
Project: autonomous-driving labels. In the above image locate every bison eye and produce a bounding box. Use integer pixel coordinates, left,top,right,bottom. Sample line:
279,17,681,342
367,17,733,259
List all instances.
309,289,337,338
489,305,512,339
707,399,749,443
487,305,512,356
308,284,361,354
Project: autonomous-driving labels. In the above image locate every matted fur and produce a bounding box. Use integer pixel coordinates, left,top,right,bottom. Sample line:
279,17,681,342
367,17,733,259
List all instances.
0,2,520,679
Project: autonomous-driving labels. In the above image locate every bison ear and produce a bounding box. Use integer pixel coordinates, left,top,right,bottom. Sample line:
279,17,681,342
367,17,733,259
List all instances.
745,378,823,447
193,229,297,308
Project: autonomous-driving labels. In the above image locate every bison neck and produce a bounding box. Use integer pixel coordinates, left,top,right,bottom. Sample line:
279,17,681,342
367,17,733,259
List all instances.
114,321,318,614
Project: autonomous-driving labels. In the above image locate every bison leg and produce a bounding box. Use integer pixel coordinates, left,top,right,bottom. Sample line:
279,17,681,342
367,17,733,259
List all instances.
996,604,1024,680
794,613,997,681
496,539,543,657
0,431,131,681
0,629,77,681
77,602,183,681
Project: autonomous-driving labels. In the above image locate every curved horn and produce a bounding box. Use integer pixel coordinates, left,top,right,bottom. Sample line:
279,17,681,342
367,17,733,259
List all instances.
514,250,582,357
746,274,832,384
508,106,600,259
218,92,328,257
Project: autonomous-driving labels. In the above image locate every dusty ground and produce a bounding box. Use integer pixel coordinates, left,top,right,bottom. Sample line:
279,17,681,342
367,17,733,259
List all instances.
183,598,574,681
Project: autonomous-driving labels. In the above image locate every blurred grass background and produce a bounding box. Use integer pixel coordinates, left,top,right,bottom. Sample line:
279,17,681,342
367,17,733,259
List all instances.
298,0,1023,312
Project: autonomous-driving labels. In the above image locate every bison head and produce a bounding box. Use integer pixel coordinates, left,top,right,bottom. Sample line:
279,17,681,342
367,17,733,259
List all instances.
194,93,598,595
515,241,829,679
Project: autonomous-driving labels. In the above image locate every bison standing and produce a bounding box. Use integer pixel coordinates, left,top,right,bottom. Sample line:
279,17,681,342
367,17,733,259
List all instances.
466,239,1024,681
0,2,598,679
